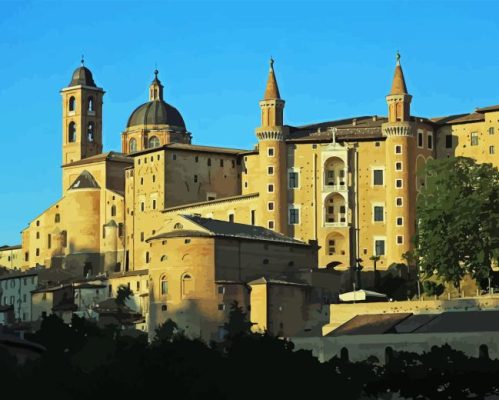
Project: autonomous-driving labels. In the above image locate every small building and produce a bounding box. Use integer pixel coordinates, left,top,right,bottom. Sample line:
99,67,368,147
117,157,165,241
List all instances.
0,271,38,322
146,214,319,341
0,245,22,270
31,284,74,323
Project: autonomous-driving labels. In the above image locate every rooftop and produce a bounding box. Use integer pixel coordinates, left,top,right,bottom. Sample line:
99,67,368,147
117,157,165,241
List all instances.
129,142,249,158
62,151,132,168
150,214,310,246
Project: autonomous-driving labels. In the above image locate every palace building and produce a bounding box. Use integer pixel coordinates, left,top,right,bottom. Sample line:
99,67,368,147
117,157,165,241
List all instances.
5,55,498,338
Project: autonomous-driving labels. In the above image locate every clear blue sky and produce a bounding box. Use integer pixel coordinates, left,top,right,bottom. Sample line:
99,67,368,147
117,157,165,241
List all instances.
0,0,498,244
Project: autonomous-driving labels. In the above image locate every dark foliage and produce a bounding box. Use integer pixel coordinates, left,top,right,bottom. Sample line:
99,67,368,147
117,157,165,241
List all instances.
7,312,499,399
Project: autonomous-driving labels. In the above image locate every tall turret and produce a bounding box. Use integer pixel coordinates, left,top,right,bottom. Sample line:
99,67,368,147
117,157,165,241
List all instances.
382,52,416,263
255,59,288,234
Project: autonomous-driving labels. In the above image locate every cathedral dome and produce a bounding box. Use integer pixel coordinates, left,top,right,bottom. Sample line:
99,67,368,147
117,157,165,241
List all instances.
69,66,96,87
126,100,186,129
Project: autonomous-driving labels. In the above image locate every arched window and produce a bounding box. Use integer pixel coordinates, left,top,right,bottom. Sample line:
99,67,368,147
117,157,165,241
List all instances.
69,96,76,112
111,205,116,217
385,347,394,364
87,122,94,142
182,274,194,297
479,344,490,360
161,276,168,295
68,122,76,143
160,255,167,262
88,96,94,112
340,347,349,362
129,138,137,153
148,136,160,149
174,223,183,230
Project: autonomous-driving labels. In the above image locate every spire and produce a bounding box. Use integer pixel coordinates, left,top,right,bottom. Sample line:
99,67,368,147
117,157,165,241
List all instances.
389,51,408,95
263,57,281,100
149,69,164,101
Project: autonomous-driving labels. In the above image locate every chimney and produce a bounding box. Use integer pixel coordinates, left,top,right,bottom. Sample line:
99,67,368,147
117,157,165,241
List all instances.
352,118,357,126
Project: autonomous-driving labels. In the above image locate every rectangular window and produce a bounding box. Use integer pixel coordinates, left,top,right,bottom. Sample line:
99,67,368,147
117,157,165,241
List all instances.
289,208,300,225
267,148,274,157
47,234,51,249
471,132,479,146
418,132,423,148
207,158,211,166
218,286,225,294
375,239,385,256
373,206,384,222
218,304,225,311
228,213,234,223
288,171,299,188
36,248,40,257
220,159,224,167
268,220,274,229
251,210,256,225
268,184,274,193
373,169,384,186
490,146,495,155
396,197,403,207
268,202,274,211
152,199,156,210
194,175,198,182
397,235,404,245
428,133,433,150
172,154,176,160
395,162,402,171
141,202,145,212
396,217,403,226
489,127,495,135
445,135,453,148
396,179,403,188
140,232,145,242
268,166,274,175
395,145,402,154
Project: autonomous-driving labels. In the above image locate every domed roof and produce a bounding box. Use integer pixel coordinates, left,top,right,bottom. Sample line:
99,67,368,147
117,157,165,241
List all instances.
127,100,186,129
69,66,96,87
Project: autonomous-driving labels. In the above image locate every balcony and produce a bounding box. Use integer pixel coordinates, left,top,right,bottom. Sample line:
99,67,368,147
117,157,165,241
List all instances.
324,216,348,228
323,181,347,192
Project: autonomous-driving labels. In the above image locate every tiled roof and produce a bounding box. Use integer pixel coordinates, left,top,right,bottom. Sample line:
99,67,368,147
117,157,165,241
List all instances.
0,245,21,251
62,151,132,168
432,112,485,125
150,214,309,246
476,104,499,113
328,313,412,336
129,143,250,157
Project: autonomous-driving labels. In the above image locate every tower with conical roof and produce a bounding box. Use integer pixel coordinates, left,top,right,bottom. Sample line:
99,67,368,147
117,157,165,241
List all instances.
255,59,289,235
61,58,104,165
382,52,416,264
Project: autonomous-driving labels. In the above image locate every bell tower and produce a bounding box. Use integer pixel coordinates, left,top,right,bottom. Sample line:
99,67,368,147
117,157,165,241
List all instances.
255,58,289,235
61,58,104,165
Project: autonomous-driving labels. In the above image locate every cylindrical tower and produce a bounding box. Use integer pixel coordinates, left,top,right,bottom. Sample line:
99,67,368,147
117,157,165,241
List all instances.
382,52,415,264
255,59,289,235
